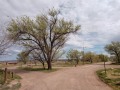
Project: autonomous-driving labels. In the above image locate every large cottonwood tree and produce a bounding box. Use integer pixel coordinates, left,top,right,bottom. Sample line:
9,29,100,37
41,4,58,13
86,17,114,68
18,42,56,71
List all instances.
7,9,80,70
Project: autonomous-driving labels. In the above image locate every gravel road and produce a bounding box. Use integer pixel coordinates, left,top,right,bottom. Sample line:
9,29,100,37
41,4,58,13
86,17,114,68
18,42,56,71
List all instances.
9,62,120,90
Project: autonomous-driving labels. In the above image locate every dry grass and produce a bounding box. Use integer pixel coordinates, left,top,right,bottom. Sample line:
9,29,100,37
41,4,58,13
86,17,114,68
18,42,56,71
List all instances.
97,68,120,90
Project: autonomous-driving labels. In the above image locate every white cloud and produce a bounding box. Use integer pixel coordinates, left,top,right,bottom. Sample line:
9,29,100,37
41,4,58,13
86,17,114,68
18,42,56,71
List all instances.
0,0,120,60
60,0,120,52
6,45,23,53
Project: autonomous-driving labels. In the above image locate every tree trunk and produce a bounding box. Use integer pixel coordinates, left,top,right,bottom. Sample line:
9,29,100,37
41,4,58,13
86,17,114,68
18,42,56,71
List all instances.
42,63,45,70
117,56,120,63
115,52,120,63
116,54,120,63
90,59,93,63
47,60,52,70
75,59,79,67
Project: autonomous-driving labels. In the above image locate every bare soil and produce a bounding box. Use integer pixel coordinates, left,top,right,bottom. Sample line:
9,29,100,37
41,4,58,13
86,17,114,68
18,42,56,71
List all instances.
9,62,120,90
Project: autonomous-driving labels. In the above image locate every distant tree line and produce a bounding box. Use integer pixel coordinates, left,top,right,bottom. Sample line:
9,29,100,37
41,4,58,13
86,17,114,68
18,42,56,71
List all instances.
66,49,109,67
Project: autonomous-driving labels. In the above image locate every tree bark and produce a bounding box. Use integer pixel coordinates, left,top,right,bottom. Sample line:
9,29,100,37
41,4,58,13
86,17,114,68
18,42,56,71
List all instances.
116,54,120,63
47,60,52,70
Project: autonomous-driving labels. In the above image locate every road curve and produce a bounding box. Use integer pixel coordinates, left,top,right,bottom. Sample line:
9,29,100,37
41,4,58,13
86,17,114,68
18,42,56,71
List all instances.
10,63,120,90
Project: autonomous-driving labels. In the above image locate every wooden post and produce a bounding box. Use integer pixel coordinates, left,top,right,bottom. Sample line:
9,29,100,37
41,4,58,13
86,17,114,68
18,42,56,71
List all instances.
104,61,107,75
11,72,14,78
4,68,7,83
103,55,107,75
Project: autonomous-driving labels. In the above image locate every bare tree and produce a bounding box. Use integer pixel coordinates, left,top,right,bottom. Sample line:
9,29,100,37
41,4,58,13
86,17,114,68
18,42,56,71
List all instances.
7,9,80,70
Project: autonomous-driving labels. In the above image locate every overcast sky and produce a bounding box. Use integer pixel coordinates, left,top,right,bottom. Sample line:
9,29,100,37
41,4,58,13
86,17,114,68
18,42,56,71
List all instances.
0,0,120,60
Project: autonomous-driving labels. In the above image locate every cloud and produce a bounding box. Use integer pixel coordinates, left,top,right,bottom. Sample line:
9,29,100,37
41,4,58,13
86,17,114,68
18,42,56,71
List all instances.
0,0,120,60
111,33,120,42
59,0,120,51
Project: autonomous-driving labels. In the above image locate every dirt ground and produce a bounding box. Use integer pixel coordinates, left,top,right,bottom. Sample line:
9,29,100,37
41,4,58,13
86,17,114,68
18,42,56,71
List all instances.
9,62,120,90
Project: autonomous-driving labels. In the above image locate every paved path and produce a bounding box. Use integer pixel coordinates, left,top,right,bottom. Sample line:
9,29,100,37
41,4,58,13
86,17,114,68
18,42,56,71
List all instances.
9,63,120,90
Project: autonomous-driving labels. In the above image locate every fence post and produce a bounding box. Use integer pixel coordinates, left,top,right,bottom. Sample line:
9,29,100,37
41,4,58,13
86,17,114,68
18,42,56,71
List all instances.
11,72,14,78
8,71,11,78
4,68,7,83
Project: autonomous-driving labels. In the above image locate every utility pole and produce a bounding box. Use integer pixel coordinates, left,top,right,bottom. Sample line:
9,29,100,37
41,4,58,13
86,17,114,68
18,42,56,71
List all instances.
103,55,107,75
82,41,85,65
101,51,107,75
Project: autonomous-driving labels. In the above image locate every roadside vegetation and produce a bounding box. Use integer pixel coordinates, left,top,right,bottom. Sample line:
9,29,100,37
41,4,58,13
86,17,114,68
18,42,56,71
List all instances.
0,69,21,90
97,68,120,90
0,69,21,84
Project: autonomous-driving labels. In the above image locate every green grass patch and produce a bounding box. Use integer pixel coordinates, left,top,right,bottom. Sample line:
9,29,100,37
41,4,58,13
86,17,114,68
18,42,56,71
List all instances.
19,67,58,73
97,68,120,90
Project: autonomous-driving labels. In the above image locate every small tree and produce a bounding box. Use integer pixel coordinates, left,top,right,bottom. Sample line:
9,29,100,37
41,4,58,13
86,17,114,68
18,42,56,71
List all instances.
84,52,95,63
67,49,82,67
105,41,120,63
17,51,29,64
7,9,80,70
98,54,108,62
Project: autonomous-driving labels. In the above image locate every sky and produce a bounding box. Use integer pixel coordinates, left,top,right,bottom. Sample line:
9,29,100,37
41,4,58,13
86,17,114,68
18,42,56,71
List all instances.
0,0,120,60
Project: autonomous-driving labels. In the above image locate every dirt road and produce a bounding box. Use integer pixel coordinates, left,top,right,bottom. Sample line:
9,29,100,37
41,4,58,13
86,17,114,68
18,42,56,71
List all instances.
10,63,120,90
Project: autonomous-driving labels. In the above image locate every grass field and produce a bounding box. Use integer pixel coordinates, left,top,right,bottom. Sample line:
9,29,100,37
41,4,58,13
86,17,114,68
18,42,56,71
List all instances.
97,68,120,90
